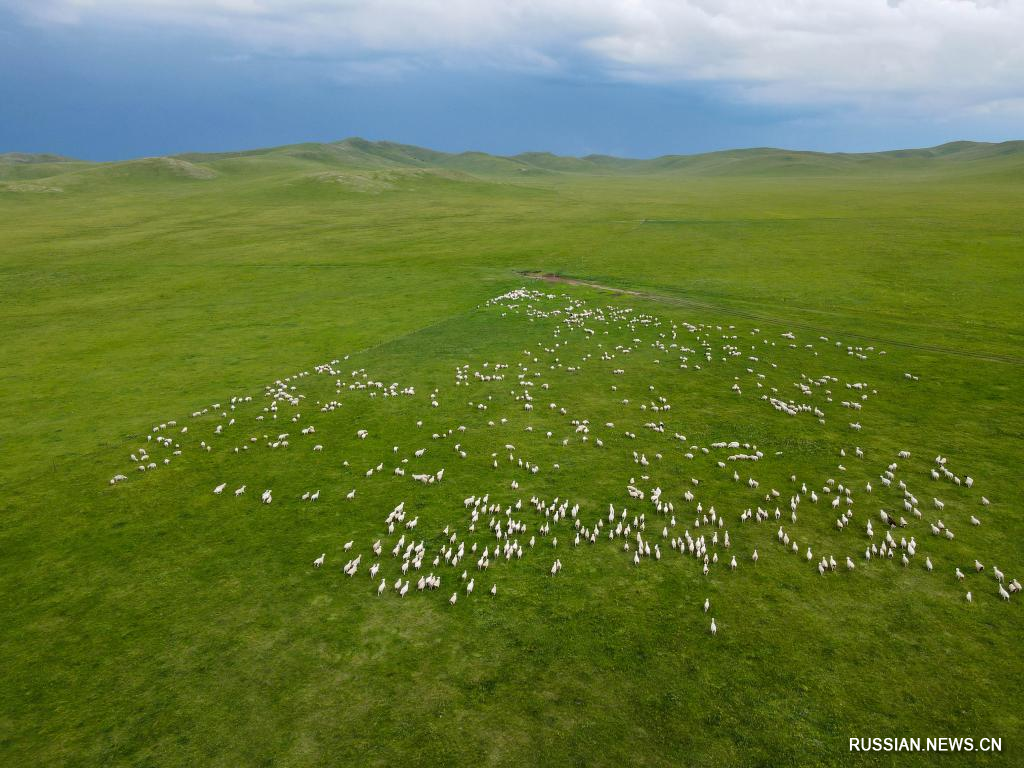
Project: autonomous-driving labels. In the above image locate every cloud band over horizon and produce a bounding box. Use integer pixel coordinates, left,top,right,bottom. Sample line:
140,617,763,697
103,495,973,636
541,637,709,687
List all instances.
2,0,1022,159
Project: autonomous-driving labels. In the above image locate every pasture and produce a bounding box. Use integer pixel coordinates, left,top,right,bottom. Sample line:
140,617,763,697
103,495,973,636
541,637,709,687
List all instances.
1,140,1022,766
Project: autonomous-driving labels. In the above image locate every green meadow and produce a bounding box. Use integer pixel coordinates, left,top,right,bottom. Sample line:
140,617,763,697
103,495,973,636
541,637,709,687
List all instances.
1,139,1022,767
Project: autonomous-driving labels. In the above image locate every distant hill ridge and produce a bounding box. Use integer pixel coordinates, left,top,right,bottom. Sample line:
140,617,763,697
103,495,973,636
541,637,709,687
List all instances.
2,139,1022,190
173,137,1024,176
0,152,77,164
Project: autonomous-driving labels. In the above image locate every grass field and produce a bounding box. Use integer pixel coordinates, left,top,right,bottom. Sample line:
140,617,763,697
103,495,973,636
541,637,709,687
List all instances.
1,139,1023,767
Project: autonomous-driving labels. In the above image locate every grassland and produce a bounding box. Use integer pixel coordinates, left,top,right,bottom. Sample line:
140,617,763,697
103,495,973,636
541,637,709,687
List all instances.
1,139,1022,767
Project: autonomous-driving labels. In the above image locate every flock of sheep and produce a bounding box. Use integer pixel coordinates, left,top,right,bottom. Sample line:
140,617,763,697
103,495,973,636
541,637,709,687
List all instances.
111,288,1017,635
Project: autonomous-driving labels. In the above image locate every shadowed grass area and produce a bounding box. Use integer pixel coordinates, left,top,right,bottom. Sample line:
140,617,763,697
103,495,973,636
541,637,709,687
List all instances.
1,141,1022,766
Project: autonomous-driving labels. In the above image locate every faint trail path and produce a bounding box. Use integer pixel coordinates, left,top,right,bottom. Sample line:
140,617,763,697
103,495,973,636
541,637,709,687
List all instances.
519,271,1024,366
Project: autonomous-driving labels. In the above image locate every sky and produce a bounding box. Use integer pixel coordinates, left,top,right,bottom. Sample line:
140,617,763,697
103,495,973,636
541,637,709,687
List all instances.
1,0,1022,160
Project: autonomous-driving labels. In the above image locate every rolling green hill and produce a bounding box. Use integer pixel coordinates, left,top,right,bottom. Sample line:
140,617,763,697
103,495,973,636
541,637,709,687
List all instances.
8,138,1023,191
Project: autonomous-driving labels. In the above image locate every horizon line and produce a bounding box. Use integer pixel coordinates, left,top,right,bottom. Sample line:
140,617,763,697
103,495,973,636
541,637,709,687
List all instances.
4,137,1024,165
